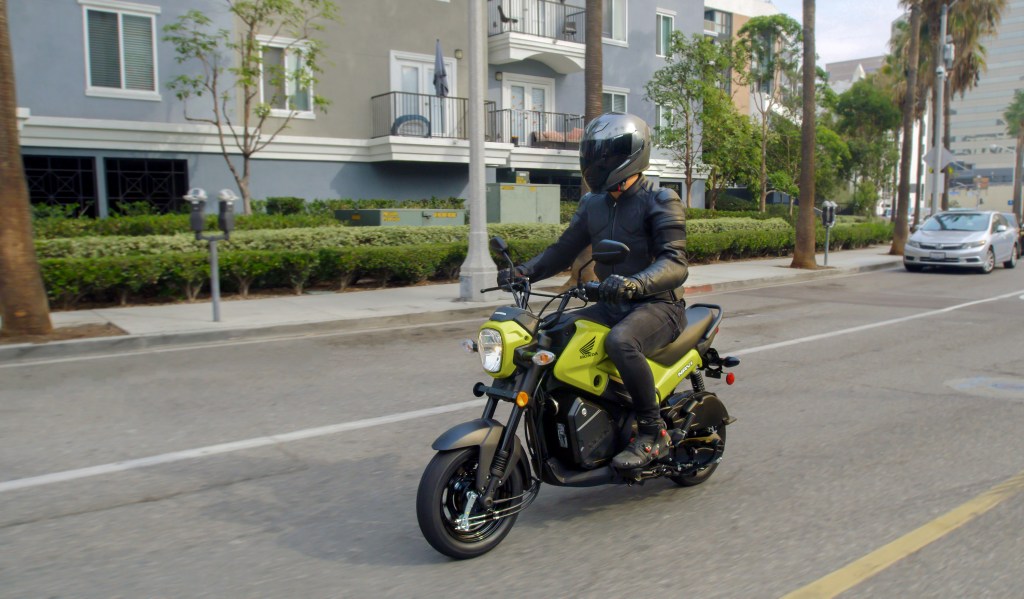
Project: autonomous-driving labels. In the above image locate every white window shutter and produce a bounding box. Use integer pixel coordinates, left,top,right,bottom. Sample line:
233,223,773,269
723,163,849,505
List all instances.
122,14,154,91
88,10,121,88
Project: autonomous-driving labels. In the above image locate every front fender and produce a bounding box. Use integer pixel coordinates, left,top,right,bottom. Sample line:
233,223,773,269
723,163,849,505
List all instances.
432,418,528,492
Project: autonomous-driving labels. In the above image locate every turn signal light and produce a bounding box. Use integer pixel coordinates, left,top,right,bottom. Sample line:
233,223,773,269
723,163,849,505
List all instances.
461,339,478,353
726,372,736,385
531,350,556,366
515,391,530,407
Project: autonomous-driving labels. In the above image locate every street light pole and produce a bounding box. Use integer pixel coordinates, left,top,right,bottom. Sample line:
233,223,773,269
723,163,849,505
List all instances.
931,1,954,216
459,0,497,301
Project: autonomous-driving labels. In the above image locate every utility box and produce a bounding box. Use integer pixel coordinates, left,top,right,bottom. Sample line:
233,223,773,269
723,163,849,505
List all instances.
486,183,560,224
335,209,466,226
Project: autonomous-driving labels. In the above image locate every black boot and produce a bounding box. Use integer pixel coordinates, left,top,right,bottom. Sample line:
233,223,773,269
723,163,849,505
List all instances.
612,417,670,470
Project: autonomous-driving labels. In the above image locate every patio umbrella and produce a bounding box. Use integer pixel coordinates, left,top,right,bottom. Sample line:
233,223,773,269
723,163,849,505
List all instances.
432,39,449,97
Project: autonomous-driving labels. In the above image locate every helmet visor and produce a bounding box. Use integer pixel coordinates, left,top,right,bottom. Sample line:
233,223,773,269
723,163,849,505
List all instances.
580,135,635,191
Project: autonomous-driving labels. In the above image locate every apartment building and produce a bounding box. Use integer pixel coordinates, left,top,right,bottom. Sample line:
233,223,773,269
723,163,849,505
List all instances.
945,0,1024,209
701,0,779,118
12,0,707,216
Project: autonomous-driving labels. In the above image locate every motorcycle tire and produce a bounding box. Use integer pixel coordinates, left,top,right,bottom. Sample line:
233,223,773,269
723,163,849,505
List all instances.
670,426,726,487
416,448,523,559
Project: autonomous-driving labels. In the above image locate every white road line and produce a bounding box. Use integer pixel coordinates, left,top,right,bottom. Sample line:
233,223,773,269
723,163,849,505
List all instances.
732,288,1024,357
0,399,484,494
2,287,1022,495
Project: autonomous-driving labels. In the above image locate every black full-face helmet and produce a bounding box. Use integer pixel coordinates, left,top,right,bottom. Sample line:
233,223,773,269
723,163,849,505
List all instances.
579,112,651,192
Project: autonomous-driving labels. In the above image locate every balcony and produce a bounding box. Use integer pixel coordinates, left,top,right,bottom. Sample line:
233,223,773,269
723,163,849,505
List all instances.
490,109,583,150
488,0,586,74
371,92,497,140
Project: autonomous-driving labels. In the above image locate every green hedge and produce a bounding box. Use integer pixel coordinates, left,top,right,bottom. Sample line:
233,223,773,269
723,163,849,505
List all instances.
39,222,893,307
34,219,791,259
32,213,344,239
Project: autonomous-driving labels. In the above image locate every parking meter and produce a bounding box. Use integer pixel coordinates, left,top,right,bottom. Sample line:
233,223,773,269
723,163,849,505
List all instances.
217,189,238,239
821,201,837,228
184,187,208,237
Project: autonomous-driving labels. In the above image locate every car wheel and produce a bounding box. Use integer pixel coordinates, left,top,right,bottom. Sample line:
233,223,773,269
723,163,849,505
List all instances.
904,261,924,272
1005,245,1019,269
980,248,996,274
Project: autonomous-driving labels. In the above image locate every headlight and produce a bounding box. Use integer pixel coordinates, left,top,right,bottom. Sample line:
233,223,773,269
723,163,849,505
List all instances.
478,328,503,373
964,240,986,248
907,240,921,248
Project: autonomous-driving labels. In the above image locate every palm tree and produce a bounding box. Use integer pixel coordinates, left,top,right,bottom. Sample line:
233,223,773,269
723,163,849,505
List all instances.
791,0,817,268
1005,90,1024,223
892,1,923,256
0,0,53,337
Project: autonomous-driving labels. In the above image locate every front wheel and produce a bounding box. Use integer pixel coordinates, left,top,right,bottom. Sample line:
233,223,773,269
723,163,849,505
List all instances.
416,448,523,559
670,425,726,487
980,248,996,274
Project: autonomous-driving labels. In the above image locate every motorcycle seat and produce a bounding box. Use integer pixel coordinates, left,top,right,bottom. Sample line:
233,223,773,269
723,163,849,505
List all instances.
646,306,714,366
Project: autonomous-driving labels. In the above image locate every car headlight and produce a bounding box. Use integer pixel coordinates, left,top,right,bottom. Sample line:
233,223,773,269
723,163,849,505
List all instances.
907,240,921,248
964,240,986,248
478,328,503,373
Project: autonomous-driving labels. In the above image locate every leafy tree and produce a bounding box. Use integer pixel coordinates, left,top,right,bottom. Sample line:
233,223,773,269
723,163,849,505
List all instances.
0,0,52,336
702,95,760,210
835,78,901,208
645,32,741,207
163,0,338,215
736,14,803,212
1006,90,1024,223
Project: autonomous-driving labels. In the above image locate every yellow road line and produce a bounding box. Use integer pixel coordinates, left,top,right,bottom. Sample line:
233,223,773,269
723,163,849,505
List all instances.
782,468,1024,599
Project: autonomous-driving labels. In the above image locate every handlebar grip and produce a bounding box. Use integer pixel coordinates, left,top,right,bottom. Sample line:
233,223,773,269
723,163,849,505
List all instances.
582,281,602,302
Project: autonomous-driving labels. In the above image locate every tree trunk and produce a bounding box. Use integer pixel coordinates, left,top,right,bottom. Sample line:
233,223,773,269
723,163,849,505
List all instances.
942,77,951,211
892,3,921,256
913,117,926,225
561,0,604,290
0,0,52,337
1014,131,1023,223
791,0,817,269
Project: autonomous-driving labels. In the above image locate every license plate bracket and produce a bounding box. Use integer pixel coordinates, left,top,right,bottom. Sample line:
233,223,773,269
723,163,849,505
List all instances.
930,251,946,260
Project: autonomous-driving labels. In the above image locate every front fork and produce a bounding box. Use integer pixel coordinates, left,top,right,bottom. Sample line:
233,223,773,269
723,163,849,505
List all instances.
477,336,552,508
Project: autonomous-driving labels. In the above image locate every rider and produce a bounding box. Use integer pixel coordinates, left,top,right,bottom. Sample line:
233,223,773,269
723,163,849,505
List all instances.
497,112,689,470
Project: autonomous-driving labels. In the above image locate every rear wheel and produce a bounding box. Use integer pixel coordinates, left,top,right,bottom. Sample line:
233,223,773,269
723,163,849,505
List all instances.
1004,245,1018,269
416,448,523,559
980,248,996,274
670,426,726,487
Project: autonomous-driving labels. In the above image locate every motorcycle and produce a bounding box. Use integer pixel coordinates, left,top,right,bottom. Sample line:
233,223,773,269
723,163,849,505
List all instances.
416,236,740,559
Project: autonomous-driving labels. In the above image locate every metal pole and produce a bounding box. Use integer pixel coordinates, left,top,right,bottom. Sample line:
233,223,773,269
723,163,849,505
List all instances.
824,227,831,266
209,239,221,322
930,2,949,217
459,0,497,300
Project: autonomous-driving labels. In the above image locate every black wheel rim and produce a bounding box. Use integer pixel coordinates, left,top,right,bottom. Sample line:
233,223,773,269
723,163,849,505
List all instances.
439,456,513,543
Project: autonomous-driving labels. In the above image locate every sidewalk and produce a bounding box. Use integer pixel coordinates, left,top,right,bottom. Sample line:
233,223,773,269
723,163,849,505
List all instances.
1,246,902,361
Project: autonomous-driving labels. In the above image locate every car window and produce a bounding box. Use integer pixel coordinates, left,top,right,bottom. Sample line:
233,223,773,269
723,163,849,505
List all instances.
921,213,990,232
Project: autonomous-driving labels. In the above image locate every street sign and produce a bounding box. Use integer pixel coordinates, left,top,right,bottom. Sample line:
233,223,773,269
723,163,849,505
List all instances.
922,147,958,170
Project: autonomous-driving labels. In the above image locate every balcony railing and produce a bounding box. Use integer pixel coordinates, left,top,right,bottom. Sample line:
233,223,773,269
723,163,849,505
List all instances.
488,0,586,42
372,92,496,140
490,109,584,149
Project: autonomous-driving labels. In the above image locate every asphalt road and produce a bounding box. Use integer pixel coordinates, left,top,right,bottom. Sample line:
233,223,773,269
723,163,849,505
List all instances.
2,265,1024,598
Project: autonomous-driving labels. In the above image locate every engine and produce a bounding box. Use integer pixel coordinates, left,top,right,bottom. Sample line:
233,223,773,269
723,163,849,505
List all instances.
543,393,622,469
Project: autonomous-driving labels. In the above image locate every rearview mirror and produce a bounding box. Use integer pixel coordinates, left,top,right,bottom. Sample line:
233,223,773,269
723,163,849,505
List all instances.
489,236,509,254
591,240,630,265
996,224,1008,233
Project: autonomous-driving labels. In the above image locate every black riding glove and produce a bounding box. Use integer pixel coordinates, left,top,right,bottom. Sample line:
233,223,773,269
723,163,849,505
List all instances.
497,265,528,288
598,274,639,305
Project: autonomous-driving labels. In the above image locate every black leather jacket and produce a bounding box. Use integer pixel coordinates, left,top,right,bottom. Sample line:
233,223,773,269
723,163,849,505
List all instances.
521,176,688,301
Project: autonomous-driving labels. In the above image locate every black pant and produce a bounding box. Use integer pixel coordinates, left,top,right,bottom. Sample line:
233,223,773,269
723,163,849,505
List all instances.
574,300,686,421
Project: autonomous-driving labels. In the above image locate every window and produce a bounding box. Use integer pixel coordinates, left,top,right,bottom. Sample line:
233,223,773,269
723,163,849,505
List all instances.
23,155,99,218
81,0,160,100
602,89,627,113
602,0,627,45
259,35,313,118
654,104,672,143
704,9,731,36
656,13,674,57
105,158,189,214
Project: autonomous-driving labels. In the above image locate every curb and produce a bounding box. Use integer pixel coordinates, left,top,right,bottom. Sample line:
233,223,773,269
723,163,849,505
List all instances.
0,259,901,364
